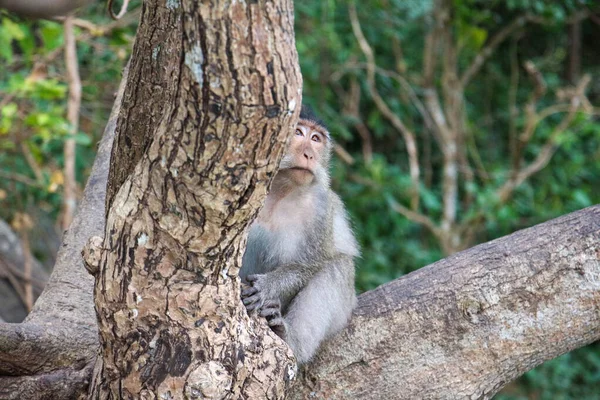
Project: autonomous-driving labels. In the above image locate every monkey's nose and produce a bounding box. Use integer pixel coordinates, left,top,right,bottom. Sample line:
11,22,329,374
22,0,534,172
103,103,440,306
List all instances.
303,152,313,160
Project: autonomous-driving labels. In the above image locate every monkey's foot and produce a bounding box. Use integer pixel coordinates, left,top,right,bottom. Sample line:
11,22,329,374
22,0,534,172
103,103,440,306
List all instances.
260,299,287,339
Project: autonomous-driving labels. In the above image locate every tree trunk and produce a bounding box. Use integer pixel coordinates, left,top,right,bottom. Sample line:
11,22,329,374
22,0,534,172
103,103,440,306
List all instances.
84,0,302,398
289,205,600,399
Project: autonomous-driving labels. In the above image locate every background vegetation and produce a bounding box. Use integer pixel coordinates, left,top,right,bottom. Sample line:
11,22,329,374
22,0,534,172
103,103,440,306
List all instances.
0,0,598,398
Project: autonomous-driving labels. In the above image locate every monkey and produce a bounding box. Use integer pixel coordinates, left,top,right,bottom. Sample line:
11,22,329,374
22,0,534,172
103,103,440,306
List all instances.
240,105,359,365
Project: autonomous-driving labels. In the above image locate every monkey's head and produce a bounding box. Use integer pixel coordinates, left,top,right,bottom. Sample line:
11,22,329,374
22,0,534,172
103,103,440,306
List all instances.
278,105,332,187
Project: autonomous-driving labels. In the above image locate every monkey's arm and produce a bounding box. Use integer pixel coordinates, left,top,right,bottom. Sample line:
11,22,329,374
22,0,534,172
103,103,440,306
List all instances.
242,254,354,311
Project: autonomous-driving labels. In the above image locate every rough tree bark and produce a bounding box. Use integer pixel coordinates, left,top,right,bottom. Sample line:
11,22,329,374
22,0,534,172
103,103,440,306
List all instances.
83,0,302,398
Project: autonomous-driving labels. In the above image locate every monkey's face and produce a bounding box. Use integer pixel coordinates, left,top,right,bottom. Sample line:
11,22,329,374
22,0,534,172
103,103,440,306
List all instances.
279,119,331,186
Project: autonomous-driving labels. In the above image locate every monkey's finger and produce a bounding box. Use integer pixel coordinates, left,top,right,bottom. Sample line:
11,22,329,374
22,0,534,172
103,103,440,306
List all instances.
267,317,287,338
244,301,262,312
262,299,281,309
243,295,264,310
246,274,261,283
242,295,259,306
260,306,281,319
241,287,258,297
268,316,285,327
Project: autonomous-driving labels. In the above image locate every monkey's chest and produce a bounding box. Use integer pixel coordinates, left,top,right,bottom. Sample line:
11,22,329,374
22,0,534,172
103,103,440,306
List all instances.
243,223,306,274
240,193,322,277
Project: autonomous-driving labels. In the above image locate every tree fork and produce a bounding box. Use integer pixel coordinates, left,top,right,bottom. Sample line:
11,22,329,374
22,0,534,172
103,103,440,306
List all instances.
85,0,302,398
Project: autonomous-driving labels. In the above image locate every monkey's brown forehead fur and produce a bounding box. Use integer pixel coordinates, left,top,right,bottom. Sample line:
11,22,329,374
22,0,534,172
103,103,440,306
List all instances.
298,119,330,139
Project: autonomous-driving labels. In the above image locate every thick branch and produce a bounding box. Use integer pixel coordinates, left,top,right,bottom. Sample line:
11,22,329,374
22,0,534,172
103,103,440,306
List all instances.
289,205,600,399
0,0,92,18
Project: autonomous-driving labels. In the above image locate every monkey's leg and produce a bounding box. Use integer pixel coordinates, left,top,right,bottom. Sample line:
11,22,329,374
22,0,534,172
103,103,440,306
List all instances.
282,264,355,364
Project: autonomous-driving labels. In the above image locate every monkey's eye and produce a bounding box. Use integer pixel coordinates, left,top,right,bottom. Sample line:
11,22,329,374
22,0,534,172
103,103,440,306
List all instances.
295,128,303,136
311,134,321,143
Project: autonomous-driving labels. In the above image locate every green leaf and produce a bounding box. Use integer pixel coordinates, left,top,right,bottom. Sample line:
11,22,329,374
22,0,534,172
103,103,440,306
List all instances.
572,190,591,207
40,22,64,51
68,133,92,146
2,18,25,40
0,103,18,133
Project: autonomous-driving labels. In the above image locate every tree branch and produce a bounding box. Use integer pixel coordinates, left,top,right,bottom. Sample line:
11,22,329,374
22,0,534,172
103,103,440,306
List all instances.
349,3,421,210
460,10,591,88
387,197,441,239
0,0,92,18
497,74,593,203
460,16,527,87
289,205,600,399
62,16,81,231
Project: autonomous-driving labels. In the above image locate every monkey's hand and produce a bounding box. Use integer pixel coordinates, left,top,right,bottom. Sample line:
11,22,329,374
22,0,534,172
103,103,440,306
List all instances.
241,274,278,313
260,299,287,340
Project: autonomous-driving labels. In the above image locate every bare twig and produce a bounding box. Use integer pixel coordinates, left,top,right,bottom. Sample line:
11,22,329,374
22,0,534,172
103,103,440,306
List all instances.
62,16,82,231
459,10,590,88
497,75,593,202
107,0,130,20
0,170,41,187
387,197,442,239
346,173,442,238
52,17,100,34
510,60,546,174
344,78,373,164
0,257,45,289
437,4,461,240
422,15,440,88
22,230,33,312
460,16,527,87
20,142,44,183
42,8,141,64
0,258,27,308
331,62,438,144
349,3,420,209
10,213,35,312
508,36,520,165
333,144,355,165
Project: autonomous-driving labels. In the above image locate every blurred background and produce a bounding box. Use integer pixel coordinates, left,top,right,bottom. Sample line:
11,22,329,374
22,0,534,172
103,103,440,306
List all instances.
0,0,598,398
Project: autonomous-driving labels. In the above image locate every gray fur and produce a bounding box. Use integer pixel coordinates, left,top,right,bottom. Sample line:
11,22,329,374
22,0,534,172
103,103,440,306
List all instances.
240,118,358,364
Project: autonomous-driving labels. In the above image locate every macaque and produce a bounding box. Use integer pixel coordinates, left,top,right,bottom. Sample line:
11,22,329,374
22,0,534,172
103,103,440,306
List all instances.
240,106,358,364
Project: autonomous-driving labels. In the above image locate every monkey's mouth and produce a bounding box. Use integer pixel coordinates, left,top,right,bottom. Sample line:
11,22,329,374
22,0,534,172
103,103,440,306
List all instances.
288,167,313,174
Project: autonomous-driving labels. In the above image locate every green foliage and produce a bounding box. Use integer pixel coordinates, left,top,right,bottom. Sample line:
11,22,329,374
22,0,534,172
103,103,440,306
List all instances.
296,0,599,397
0,6,135,226
497,342,600,400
